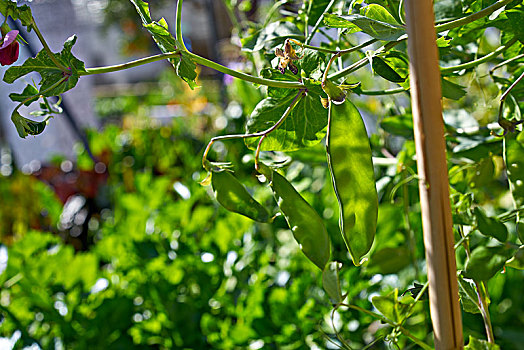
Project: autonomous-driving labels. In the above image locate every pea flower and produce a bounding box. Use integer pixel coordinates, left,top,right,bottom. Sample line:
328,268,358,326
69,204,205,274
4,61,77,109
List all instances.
0,30,20,66
275,39,302,75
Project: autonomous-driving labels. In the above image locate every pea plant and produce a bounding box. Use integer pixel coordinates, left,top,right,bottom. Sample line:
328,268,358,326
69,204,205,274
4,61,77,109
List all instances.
1,0,524,348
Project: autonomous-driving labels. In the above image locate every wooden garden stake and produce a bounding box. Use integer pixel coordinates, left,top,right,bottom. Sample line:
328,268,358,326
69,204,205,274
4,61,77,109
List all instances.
404,1,464,348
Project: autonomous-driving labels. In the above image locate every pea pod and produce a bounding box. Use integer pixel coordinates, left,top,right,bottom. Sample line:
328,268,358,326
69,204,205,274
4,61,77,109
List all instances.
211,169,270,223
259,164,330,270
326,99,378,265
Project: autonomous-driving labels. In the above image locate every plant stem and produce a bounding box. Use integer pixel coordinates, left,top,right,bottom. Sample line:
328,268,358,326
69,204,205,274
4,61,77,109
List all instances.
14,75,69,114
254,90,303,169
263,0,289,27
327,0,513,82
82,51,304,89
323,51,342,83
290,38,377,55
359,87,407,95
339,38,378,54
398,326,433,350
202,90,305,167
495,71,524,134
30,18,69,72
221,0,241,30
176,0,188,51
328,56,369,81
500,70,524,102
342,303,392,325
441,37,518,74
305,0,336,45
328,40,403,81
457,225,495,343
402,171,421,280
185,51,304,89
341,303,432,349
490,53,524,73
435,0,514,33
82,52,180,75
477,281,495,343
397,280,430,343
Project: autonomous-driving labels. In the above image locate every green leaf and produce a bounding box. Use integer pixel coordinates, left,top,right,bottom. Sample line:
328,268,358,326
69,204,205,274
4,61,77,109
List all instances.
322,262,343,304
371,289,409,323
245,82,327,152
506,245,524,270
433,0,463,21
436,35,452,47
9,84,39,106
176,51,198,89
323,13,359,29
403,282,428,300
129,0,152,23
260,68,300,99
11,111,47,138
326,100,377,265
468,157,495,189
372,57,406,83
505,6,524,43
441,78,467,100
474,207,508,242
464,245,514,281
298,48,326,81
464,336,501,350
380,114,414,138
304,0,331,25
457,272,481,314
0,0,33,29
4,35,85,97
360,4,399,25
241,21,304,52
143,19,178,54
129,0,198,88
324,14,405,41
366,247,411,274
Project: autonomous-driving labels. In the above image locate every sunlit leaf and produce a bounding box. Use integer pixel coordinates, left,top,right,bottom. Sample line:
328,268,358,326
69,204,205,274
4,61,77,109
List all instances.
474,207,508,242
245,81,327,152
465,336,501,350
464,245,514,281
457,272,481,314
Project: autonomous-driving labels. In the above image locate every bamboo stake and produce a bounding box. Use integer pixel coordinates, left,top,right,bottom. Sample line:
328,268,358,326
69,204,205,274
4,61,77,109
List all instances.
404,1,464,349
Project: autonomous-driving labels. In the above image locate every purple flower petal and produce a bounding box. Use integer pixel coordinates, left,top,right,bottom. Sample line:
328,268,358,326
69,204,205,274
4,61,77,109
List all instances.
0,30,19,49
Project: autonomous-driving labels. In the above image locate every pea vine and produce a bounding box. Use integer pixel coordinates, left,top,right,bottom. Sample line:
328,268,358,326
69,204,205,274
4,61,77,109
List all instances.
2,0,524,348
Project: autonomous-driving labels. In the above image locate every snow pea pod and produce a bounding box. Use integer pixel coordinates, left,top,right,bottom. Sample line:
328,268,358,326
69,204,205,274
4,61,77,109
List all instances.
326,100,378,265
211,170,270,223
259,164,330,270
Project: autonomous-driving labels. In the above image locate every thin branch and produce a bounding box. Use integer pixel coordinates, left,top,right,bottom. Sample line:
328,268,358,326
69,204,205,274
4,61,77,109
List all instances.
440,37,518,74
435,0,514,33
82,51,304,89
82,52,181,75
13,75,69,114
490,53,524,73
305,0,336,45
30,18,69,72
202,90,305,168
176,0,189,51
